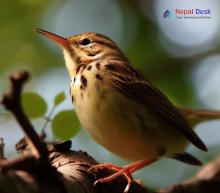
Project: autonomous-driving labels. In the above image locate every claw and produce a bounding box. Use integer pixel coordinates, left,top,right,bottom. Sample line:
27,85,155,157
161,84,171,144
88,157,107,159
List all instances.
123,173,133,193
88,158,156,193
89,163,135,193
93,171,134,193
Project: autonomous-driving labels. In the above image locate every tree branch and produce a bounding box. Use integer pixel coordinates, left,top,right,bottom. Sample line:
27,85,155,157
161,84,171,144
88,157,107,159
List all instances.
159,156,220,193
1,71,48,160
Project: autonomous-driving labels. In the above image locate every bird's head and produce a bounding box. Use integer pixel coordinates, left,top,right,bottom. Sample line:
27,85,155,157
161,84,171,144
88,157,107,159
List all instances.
36,28,125,76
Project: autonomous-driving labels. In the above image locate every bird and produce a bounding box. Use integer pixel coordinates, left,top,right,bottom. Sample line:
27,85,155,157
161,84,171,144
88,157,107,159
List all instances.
36,28,220,192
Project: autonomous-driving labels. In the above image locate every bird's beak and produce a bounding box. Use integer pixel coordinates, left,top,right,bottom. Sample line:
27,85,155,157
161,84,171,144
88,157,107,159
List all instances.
35,28,69,47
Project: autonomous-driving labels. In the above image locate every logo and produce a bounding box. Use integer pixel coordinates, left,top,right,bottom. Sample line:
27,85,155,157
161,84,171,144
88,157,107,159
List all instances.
162,8,211,19
163,10,171,18
175,9,211,15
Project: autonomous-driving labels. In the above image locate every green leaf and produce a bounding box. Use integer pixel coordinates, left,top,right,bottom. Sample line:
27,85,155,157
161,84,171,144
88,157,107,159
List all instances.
52,110,81,140
54,92,66,106
22,92,47,119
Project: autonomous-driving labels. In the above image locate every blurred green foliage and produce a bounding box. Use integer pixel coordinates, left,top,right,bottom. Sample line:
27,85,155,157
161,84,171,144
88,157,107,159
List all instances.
54,91,66,107
52,110,81,140
0,0,62,75
21,91,80,140
22,92,47,119
0,0,201,107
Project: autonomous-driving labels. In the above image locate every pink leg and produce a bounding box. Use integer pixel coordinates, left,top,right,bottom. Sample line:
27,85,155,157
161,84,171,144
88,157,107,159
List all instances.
89,158,157,193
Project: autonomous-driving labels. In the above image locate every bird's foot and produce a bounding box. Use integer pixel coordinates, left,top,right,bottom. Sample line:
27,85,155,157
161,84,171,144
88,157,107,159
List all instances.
88,163,135,193
89,159,157,192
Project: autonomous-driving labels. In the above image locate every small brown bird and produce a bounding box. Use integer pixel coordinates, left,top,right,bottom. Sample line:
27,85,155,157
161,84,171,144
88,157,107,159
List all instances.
36,28,220,192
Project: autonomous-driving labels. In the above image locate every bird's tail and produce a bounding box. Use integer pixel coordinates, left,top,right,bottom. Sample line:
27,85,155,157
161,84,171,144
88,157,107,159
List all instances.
178,107,220,127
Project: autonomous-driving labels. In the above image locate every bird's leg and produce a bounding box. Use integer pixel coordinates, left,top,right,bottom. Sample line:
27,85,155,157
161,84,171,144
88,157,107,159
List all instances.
89,158,157,193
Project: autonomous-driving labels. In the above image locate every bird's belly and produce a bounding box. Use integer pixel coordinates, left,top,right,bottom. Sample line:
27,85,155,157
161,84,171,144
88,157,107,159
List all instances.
72,82,188,161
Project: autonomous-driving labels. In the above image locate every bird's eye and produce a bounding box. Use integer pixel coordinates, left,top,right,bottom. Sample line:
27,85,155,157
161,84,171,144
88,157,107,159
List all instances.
80,38,91,46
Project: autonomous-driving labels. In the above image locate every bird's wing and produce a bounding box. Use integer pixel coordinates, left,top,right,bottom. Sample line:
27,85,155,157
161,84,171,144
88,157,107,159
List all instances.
104,60,207,151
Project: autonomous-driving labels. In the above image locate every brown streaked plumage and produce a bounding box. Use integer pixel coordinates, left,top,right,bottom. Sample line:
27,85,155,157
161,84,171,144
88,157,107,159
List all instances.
80,75,87,89
87,65,92,71
95,74,102,80
36,28,220,192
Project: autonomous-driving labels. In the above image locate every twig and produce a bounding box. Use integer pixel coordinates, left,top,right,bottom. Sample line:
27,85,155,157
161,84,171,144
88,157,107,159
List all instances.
40,106,56,137
0,71,48,160
0,138,5,160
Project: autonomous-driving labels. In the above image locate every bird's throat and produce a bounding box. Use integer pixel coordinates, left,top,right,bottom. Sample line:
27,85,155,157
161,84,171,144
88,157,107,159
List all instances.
63,49,78,77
